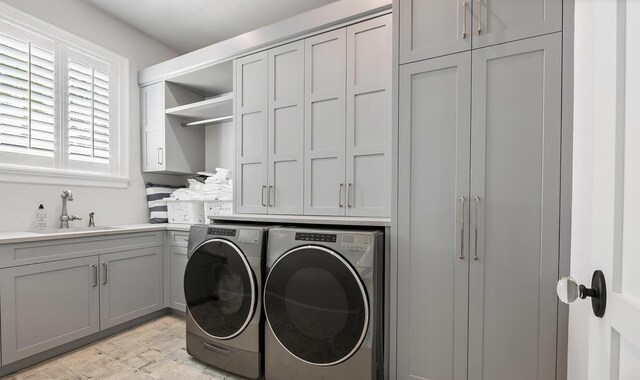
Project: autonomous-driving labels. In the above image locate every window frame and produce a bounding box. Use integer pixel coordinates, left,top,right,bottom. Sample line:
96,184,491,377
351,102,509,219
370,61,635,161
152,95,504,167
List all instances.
0,3,130,188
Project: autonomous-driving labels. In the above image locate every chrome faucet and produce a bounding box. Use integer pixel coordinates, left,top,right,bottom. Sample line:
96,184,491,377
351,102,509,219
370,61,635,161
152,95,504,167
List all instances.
59,190,82,228
88,212,95,227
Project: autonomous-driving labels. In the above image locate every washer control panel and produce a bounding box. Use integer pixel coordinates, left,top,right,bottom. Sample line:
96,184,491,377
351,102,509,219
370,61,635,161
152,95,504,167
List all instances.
341,234,371,251
238,229,260,244
295,232,337,243
207,227,236,237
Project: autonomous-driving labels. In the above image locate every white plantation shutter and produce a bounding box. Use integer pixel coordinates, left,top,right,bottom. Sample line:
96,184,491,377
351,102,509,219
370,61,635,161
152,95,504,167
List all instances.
0,6,127,186
68,58,110,164
0,32,55,158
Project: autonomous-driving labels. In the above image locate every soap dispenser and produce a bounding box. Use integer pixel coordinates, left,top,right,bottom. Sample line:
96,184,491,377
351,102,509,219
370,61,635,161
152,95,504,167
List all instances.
36,204,47,230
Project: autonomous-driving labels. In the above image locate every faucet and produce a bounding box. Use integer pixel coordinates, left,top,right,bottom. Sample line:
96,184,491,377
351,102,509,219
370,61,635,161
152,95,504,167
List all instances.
88,212,95,227
59,190,82,228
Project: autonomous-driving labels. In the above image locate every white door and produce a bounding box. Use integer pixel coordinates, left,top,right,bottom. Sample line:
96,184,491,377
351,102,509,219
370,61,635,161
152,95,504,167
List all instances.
267,41,304,215
345,15,392,218
303,28,347,216
141,83,165,172
568,1,640,379
235,51,268,214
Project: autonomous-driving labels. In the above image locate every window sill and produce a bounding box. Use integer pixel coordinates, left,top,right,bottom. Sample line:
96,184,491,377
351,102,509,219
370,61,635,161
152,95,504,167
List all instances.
0,165,130,189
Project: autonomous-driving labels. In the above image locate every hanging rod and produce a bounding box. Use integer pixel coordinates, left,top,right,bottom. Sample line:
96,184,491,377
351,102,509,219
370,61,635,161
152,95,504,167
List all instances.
182,115,233,127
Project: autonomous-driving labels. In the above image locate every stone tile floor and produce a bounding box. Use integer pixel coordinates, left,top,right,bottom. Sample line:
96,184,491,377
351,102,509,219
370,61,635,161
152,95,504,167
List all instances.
1,315,246,380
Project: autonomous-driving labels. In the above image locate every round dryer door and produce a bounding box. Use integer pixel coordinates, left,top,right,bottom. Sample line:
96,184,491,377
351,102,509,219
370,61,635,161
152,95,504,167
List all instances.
184,239,256,340
264,246,369,366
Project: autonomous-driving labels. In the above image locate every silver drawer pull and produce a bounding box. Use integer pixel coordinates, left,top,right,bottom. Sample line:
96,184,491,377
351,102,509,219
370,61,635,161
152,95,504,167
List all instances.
474,196,480,261
462,0,468,39
92,264,98,287
261,185,267,207
476,0,482,35
339,183,344,208
459,196,465,260
102,262,108,285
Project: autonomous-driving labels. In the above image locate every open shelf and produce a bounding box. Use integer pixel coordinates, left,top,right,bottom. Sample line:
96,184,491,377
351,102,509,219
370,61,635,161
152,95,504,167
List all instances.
165,92,233,126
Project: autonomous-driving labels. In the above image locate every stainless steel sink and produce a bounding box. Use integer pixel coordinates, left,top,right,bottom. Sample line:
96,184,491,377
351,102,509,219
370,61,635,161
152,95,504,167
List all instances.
31,226,121,234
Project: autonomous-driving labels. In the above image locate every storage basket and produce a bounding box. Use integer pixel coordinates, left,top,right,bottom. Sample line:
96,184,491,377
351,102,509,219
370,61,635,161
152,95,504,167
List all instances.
165,200,205,224
204,200,233,218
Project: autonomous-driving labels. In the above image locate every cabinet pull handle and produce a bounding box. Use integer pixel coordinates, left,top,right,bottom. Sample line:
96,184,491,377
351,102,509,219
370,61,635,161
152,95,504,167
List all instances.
268,186,274,207
347,183,353,208
261,185,267,207
459,196,465,260
102,262,108,285
462,0,468,39
339,183,344,208
92,264,98,287
474,196,480,260
476,0,482,35
157,148,163,165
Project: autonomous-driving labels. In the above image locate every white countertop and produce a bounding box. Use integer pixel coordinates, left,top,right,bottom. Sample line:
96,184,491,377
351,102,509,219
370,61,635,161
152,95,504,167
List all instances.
0,223,191,245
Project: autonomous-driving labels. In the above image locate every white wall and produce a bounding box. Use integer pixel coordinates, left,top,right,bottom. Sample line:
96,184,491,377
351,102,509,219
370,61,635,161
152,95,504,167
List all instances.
0,0,183,231
205,121,234,173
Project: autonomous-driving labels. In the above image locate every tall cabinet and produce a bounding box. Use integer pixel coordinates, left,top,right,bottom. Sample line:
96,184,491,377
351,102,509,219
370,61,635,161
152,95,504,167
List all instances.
235,14,392,217
396,1,564,379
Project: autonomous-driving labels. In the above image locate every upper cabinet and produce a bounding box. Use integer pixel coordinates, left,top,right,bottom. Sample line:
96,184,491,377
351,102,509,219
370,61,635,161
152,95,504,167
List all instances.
399,0,562,63
235,14,392,218
141,62,233,175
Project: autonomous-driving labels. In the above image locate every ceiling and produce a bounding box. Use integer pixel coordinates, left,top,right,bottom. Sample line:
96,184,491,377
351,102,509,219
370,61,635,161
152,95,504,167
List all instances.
84,0,339,54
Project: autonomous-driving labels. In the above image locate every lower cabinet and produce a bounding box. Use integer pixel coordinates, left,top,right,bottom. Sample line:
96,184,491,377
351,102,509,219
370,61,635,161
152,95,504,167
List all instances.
169,246,188,312
0,246,164,365
0,256,100,364
99,248,164,330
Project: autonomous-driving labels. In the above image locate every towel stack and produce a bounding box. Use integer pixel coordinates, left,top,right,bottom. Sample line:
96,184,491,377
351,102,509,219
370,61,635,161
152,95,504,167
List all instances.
167,168,233,201
202,168,233,200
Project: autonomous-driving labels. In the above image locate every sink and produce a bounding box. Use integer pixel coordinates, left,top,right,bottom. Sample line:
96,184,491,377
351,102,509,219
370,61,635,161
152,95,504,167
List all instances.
31,226,122,234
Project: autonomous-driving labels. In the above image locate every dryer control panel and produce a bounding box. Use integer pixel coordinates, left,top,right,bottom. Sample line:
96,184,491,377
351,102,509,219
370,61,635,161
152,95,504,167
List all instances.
207,227,236,236
295,232,337,243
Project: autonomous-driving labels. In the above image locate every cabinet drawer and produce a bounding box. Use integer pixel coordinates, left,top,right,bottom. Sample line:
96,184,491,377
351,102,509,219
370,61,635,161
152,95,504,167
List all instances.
168,231,190,247
0,232,163,268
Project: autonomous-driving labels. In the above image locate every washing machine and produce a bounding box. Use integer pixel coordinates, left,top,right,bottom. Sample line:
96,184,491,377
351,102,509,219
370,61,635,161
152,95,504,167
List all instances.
184,224,270,379
263,227,384,380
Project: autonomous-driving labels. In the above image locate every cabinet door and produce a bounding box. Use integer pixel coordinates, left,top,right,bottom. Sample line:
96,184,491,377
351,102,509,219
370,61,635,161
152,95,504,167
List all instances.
472,0,562,49
267,41,304,215
345,15,392,217
398,52,471,380
468,34,561,380
399,0,471,64
304,28,347,216
0,256,100,364
100,247,163,330
141,83,165,172
235,51,269,214
170,246,188,312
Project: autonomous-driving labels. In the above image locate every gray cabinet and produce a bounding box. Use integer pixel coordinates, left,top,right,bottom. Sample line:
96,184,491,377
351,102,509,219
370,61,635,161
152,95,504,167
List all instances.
398,51,471,380
345,15,392,217
235,51,269,214
99,247,164,330
397,33,562,380
303,28,347,216
169,246,188,312
0,256,100,364
142,83,165,172
305,15,392,217
467,34,561,380
398,0,562,63
267,40,305,215
399,0,471,64
235,42,305,215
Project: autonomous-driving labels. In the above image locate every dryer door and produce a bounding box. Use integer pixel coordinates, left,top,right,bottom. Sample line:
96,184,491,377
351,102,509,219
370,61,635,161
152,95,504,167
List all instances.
264,246,369,366
184,238,256,339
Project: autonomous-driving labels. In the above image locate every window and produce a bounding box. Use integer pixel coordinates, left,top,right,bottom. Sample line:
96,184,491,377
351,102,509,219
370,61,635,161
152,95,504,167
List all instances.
0,4,129,188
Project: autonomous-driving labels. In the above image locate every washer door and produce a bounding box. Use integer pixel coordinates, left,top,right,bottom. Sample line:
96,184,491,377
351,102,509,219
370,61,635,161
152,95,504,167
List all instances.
264,246,369,366
184,239,256,340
